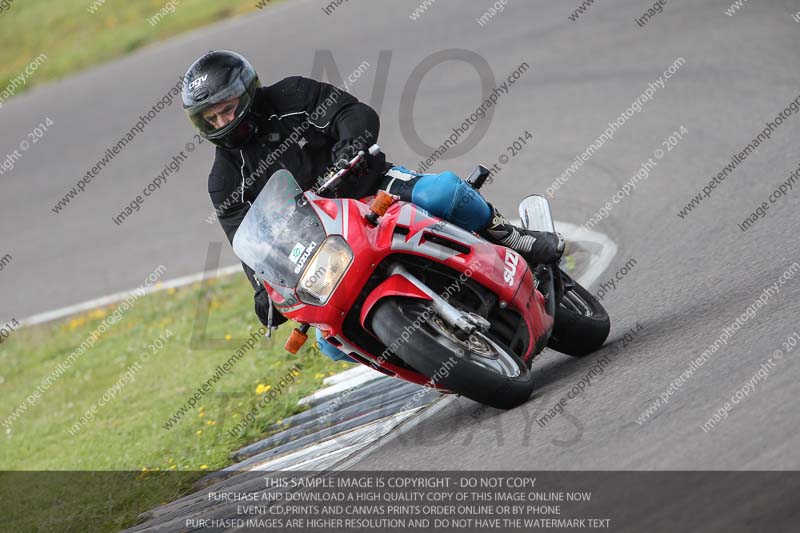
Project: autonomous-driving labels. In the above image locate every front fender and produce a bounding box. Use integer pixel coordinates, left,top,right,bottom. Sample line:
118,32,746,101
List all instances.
360,273,432,329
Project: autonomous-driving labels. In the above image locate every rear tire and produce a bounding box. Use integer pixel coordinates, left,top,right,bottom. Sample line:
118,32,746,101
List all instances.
370,298,535,409
547,278,610,357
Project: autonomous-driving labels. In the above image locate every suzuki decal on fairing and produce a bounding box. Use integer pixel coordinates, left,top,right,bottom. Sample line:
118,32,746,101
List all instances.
289,243,306,264
293,241,317,273
232,146,610,410
504,249,519,286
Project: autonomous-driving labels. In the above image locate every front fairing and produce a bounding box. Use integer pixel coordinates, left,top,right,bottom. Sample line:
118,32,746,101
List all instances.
234,178,550,364
232,170,327,288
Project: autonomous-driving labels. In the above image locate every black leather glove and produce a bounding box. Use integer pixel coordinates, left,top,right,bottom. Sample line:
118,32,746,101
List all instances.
254,286,288,328
331,138,369,176
555,232,566,256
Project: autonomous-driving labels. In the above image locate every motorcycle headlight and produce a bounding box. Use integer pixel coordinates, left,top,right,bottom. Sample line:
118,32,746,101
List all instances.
296,236,353,306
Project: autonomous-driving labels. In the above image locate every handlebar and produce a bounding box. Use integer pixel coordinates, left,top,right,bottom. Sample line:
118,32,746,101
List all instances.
315,144,382,196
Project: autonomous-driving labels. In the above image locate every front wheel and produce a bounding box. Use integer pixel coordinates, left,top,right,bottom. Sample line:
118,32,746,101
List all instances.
547,274,610,357
370,298,535,409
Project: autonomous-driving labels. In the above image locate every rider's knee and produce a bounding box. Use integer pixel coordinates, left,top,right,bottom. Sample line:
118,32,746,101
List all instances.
411,172,490,232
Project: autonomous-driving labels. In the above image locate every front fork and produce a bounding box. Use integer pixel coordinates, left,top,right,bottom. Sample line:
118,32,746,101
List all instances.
384,196,565,351
387,263,492,336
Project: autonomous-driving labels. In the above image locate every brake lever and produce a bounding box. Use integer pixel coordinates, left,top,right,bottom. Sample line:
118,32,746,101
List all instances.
316,144,382,196
316,151,364,196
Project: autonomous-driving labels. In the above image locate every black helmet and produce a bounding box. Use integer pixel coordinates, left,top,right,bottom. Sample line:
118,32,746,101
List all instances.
182,50,260,149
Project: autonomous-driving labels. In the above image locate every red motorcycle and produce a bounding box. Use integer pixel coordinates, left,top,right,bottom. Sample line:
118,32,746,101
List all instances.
233,146,609,409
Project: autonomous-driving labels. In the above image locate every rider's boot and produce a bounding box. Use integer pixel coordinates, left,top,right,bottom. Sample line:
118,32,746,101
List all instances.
479,203,564,265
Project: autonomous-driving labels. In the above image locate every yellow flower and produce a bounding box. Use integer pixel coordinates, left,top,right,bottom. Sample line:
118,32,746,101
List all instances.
225,334,232,341
141,466,148,472
255,383,271,394
68,316,87,330
169,465,177,470
199,411,204,417
196,430,202,436
206,420,216,425
314,373,325,379
167,287,176,295
200,464,208,470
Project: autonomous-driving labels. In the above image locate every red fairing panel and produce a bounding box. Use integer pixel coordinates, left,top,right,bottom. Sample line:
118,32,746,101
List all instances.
359,274,432,328
437,243,551,362
276,193,550,378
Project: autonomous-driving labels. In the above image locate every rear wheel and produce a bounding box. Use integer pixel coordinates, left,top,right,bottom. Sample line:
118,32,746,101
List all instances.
547,277,610,357
370,298,535,409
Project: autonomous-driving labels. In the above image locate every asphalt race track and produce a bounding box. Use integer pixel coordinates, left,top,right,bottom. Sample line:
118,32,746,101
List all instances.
2,0,800,529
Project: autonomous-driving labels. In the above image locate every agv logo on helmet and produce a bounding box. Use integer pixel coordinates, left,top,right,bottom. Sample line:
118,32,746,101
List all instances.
188,74,208,90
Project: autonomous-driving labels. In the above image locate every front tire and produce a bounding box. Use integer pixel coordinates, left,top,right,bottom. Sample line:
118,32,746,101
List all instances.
370,298,535,409
547,277,610,357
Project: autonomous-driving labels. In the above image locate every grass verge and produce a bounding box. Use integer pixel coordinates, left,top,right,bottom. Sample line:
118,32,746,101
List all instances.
0,0,283,98
0,273,351,531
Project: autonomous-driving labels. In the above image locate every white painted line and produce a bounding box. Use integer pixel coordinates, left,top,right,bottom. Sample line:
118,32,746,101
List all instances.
247,407,425,472
325,222,618,470
298,369,386,406
554,220,618,289
15,216,616,477
334,395,457,471
311,219,615,397
16,218,613,330
15,265,242,327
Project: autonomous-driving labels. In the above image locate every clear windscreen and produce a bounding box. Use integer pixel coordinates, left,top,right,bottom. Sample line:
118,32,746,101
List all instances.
232,170,327,288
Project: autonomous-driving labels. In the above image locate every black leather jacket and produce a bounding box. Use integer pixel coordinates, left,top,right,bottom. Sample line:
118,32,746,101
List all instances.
207,76,382,289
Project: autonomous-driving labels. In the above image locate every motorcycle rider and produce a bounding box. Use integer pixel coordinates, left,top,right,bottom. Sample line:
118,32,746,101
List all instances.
183,50,563,360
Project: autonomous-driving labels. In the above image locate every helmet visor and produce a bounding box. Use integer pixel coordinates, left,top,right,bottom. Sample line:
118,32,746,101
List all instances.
186,90,253,139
